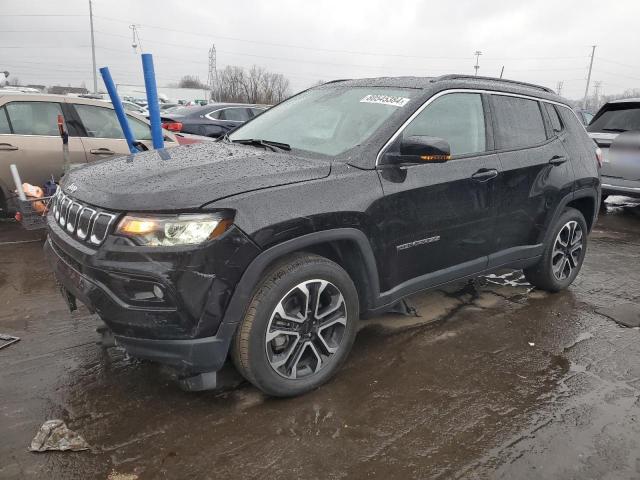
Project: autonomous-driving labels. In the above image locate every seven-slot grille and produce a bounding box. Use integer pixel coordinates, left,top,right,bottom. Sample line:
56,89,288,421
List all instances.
51,190,118,245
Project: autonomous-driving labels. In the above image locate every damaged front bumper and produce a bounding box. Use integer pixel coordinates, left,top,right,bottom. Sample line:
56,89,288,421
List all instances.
44,215,261,373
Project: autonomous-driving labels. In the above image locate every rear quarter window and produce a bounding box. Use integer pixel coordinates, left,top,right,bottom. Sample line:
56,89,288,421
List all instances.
544,103,563,135
492,95,547,149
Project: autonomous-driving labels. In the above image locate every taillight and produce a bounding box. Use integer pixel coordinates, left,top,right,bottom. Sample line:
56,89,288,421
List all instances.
162,122,182,132
595,147,603,169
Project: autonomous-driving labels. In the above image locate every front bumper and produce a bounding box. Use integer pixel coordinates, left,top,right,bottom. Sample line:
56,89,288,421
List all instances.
44,214,261,372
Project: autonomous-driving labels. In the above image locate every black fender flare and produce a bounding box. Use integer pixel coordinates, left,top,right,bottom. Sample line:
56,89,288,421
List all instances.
219,228,381,332
541,187,598,245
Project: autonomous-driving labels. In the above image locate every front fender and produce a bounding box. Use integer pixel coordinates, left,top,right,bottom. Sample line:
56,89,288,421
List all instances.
217,228,381,330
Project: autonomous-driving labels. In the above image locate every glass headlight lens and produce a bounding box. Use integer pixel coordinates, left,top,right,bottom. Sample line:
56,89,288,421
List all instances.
116,213,232,246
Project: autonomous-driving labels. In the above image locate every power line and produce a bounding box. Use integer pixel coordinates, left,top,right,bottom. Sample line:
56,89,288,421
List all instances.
598,58,640,70
0,30,88,33
0,13,86,16
93,15,473,61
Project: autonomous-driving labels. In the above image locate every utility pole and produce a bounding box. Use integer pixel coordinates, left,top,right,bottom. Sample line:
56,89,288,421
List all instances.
499,66,504,78
556,81,564,96
582,45,596,110
474,50,482,76
89,0,97,93
207,44,217,101
593,81,602,110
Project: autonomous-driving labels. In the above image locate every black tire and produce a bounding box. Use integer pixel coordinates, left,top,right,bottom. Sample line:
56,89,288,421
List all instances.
232,253,359,397
524,207,588,292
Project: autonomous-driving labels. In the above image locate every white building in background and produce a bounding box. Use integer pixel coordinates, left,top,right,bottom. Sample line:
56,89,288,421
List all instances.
115,84,211,105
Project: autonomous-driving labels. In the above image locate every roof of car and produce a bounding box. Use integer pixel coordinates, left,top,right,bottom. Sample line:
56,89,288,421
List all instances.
0,92,115,106
169,103,265,116
319,74,568,105
607,97,640,104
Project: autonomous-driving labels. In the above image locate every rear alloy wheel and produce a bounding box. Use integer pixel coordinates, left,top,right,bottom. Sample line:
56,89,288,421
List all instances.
232,253,358,397
524,207,588,292
550,220,584,281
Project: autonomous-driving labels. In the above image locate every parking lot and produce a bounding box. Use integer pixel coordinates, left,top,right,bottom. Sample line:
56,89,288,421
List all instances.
0,197,637,479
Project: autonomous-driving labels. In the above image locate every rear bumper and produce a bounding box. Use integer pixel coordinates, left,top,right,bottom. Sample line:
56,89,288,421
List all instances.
602,176,640,198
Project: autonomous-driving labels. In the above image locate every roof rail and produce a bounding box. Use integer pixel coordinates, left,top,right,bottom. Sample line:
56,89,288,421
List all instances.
432,74,555,94
320,78,352,85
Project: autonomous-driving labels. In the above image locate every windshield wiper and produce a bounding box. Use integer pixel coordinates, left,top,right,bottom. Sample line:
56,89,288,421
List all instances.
601,128,628,132
231,138,291,152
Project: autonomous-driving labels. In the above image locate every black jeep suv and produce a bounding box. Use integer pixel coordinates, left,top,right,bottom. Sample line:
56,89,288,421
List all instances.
45,75,600,397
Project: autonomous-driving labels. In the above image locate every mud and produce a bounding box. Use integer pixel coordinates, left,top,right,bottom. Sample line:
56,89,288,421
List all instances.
1,197,639,479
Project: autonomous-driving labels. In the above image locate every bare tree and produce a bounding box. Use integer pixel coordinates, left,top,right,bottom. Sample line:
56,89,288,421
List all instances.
178,75,207,89
213,65,290,104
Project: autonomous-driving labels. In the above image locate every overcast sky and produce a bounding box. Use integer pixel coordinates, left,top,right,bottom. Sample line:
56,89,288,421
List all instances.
1,0,639,100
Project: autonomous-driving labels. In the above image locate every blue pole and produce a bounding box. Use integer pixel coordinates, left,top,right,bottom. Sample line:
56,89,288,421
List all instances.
141,53,164,150
99,67,139,154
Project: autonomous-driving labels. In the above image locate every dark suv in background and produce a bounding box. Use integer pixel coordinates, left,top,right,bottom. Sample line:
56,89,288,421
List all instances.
45,75,600,397
160,103,267,138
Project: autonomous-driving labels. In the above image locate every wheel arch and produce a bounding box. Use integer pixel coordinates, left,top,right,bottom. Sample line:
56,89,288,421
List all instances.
566,189,598,232
220,228,381,331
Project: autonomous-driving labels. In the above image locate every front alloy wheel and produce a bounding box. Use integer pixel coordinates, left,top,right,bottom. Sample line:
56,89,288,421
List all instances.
232,253,359,397
265,279,347,380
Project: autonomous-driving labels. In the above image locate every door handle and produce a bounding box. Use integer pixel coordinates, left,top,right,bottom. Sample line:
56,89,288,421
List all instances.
90,148,116,155
471,168,499,181
549,155,567,166
0,143,18,151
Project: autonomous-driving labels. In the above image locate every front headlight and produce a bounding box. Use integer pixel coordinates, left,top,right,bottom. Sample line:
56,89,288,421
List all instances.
115,213,232,246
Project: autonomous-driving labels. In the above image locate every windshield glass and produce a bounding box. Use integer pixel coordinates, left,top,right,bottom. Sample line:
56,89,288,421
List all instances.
229,87,417,156
588,104,640,132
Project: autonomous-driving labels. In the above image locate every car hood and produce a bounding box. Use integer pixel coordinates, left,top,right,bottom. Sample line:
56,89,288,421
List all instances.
62,142,331,211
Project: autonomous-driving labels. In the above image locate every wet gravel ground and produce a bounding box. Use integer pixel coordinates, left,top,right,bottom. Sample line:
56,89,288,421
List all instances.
1,197,639,480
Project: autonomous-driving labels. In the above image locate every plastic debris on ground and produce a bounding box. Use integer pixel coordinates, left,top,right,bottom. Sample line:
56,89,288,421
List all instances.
28,419,90,452
0,333,20,350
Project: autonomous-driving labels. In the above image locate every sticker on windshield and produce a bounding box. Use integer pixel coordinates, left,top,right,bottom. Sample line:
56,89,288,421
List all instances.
360,95,410,107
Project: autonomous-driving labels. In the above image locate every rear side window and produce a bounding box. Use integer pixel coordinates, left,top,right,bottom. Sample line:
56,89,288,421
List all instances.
587,104,640,132
74,104,151,140
0,107,10,134
128,116,152,140
492,95,547,149
75,105,123,138
5,101,63,136
544,103,563,135
404,93,486,156
221,108,250,122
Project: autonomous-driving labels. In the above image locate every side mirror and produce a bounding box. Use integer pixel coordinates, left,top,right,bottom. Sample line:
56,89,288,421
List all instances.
382,135,451,166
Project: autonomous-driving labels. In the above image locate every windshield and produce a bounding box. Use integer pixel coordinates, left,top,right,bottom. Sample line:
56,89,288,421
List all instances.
588,104,640,132
229,87,417,156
